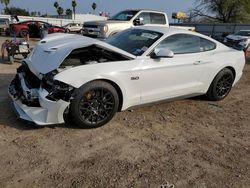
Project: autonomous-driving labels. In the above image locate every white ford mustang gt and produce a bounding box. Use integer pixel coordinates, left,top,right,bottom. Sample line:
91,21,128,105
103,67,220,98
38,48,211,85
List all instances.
9,26,245,128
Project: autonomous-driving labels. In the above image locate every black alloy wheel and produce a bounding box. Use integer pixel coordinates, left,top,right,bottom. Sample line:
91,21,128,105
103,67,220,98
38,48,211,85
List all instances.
215,73,234,98
70,81,119,128
206,68,234,101
79,88,115,124
20,29,29,38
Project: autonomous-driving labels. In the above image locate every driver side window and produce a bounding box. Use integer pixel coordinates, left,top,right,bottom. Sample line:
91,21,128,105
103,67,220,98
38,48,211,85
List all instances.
136,12,151,24
155,34,200,54
154,34,216,54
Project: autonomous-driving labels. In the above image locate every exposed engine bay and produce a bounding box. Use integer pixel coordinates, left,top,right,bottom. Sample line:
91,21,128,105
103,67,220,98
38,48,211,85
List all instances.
60,45,131,68
9,45,131,108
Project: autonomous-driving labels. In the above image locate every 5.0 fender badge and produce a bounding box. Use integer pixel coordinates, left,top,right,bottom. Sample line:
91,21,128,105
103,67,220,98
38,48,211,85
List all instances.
131,76,139,80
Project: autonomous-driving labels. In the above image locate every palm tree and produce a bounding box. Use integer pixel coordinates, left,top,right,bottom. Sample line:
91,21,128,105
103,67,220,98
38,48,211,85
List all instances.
72,0,77,20
54,1,59,12
57,6,64,16
0,0,10,8
66,9,72,16
91,2,97,14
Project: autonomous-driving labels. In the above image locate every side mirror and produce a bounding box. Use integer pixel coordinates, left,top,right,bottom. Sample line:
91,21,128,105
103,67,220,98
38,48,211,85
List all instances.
133,17,144,26
151,49,174,59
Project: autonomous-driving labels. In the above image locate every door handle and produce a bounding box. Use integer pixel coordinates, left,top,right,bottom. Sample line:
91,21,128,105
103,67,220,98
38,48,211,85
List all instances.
193,61,201,65
193,60,211,65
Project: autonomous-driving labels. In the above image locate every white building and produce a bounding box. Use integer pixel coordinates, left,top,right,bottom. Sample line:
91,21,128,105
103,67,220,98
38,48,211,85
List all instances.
0,13,107,26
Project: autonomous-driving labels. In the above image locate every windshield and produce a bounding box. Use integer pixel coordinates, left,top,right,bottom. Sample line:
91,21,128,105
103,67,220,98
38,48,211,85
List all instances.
106,29,163,56
235,31,250,36
0,19,8,25
109,10,139,21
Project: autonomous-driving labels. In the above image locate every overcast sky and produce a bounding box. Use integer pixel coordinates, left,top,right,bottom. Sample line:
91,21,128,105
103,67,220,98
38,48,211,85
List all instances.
0,0,195,17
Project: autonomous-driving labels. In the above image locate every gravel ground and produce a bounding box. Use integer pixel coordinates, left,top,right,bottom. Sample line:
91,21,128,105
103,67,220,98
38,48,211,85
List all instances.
0,36,249,188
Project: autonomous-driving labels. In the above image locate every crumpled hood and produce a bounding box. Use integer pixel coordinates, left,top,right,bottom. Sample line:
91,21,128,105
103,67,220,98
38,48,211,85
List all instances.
226,34,250,41
84,20,129,26
26,33,135,75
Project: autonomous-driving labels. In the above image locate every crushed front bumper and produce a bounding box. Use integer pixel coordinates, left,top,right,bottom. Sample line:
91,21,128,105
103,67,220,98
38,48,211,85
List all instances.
8,74,70,126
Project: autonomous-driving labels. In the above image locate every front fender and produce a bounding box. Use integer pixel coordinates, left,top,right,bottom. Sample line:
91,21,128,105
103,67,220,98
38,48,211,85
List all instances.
54,64,140,110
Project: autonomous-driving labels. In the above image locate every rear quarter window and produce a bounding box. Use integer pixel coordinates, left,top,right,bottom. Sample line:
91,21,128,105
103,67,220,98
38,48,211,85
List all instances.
200,38,216,51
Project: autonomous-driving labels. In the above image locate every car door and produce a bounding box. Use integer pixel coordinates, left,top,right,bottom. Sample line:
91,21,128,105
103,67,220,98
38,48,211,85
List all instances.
70,23,76,31
27,21,38,37
139,34,213,104
72,23,80,32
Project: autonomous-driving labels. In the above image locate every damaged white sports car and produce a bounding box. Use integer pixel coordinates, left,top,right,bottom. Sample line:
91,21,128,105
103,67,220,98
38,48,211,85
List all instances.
9,26,245,128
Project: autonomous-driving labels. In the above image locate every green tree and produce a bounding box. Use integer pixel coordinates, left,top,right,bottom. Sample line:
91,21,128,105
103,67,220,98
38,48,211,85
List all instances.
4,6,29,16
0,0,10,8
54,1,59,14
66,8,72,16
91,2,97,14
243,0,250,14
41,13,48,17
193,0,250,23
72,0,77,19
57,6,64,16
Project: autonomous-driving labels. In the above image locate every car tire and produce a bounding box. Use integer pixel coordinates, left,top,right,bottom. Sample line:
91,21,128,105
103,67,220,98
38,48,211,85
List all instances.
70,81,119,128
65,29,70,33
19,29,29,38
206,68,234,101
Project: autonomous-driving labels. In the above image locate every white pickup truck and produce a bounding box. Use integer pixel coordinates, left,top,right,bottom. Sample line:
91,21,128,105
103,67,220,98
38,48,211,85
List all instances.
82,9,169,39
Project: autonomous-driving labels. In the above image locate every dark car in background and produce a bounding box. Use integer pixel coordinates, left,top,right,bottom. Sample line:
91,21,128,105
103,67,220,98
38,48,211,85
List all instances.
10,20,65,38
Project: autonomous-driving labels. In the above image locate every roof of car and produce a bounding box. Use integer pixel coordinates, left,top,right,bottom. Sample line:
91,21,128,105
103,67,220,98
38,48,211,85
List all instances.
134,25,193,35
133,25,220,43
122,9,166,13
17,20,49,24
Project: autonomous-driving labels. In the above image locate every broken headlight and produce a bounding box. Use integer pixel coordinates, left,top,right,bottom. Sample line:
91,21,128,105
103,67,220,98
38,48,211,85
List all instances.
42,71,74,101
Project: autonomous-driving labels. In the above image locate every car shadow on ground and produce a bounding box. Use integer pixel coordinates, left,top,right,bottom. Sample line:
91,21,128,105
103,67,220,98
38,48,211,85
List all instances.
0,108,82,130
